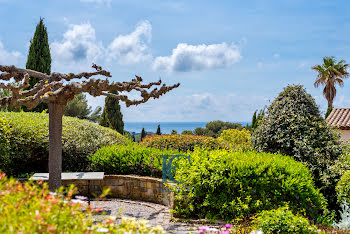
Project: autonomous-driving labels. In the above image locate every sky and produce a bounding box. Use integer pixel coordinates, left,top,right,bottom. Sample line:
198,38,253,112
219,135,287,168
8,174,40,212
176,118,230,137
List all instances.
1,0,350,122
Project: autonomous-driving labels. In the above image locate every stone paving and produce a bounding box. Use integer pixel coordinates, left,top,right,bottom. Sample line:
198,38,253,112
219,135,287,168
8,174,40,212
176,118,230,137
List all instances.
91,198,198,233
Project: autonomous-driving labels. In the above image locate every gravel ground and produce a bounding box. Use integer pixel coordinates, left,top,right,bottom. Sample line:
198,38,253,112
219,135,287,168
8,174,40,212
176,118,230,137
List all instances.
91,199,198,233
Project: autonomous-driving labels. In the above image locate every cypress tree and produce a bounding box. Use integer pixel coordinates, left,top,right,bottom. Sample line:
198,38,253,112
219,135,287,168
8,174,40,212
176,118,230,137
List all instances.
251,111,257,129
156,124,161,135
99,90,124,134
140,128,146,141
26,18,51,112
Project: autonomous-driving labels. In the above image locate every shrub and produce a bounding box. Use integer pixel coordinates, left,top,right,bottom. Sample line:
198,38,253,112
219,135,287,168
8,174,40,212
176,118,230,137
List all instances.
251,85,343,213
0,172,163,233
173,149,327,222
336,170,350,205
218,128,251,151
253,206,317,234
140,134,224,152
88,143,179,177
0,112,128,176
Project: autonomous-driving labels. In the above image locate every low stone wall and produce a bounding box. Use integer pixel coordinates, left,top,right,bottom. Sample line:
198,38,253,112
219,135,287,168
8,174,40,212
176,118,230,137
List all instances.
61,175,175,208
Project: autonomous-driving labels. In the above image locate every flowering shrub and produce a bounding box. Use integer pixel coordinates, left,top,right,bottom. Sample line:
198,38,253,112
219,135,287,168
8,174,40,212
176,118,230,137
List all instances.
252,206,317,233
88,143,179,177
140,134,224,152
218,128,251,151
173,149,327,222
0,112,128,176
0,172,163,233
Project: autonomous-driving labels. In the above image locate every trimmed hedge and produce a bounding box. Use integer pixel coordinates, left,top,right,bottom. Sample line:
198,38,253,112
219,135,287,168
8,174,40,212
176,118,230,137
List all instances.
140,134,224,152
0,112,128,176
88,143,179,178
173,149,327,222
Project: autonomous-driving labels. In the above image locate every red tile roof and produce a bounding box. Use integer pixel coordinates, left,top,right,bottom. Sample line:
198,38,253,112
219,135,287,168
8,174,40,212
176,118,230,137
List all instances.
326,108,350,130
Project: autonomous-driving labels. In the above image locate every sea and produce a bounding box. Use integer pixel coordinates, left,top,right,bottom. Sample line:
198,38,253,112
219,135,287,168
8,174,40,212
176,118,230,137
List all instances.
124,122,250,134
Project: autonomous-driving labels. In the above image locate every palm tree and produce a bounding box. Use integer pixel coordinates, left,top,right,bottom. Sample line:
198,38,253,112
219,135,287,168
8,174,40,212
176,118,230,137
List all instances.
312,56,349,108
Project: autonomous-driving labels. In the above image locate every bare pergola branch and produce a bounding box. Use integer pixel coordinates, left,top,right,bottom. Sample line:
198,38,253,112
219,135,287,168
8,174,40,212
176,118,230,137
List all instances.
0,64,180,109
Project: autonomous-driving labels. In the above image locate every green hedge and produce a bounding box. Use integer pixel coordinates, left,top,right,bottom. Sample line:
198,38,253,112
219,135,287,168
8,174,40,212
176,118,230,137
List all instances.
140,134,225,152
173,149,327,222
88,143,179,177
0,112,127,176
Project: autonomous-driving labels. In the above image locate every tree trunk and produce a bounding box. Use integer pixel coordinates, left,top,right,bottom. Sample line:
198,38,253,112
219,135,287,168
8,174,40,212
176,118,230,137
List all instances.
48,103,64,191
328,99,333,109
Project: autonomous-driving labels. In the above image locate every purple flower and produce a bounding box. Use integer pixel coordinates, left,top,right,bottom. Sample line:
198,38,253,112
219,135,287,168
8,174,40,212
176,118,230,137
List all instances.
221,231,230,234
199,226,209,231
296,197,299,199
314,202,317,205
115,148,118,151
224,224,232,229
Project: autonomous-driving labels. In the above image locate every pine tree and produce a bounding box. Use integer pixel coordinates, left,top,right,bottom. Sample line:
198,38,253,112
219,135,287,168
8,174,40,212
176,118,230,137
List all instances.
99,90,124,134
26,18,51,112
140,128,146,141
156,124,161,135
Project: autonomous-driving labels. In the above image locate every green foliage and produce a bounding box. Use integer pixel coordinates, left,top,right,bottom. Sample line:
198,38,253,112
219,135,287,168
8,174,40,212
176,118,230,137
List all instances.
171,129,178,135
156,124,161,135
0,112,128,176
325,106,333,119
25,18,51,112
99,90,124,134
252,109,265,130
141,128,146,141
194,120,243,137
218,128,251,151
251,85,343,212
336,170,350,205
64,93,102,122
253,206,317,234
88,143,178,177
251,111,257,129
173,150,327,222
140,134,225,152
181,130,194,135
0,173,163,233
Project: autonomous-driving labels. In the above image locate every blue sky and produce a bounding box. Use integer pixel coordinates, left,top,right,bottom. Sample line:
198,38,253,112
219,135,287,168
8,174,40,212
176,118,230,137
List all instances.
1,0,350,122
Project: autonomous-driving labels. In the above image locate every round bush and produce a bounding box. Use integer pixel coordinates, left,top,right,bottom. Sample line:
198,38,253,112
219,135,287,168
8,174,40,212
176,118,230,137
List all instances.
0,112,128,176
140,134,224,152
336,170,350,204
174,149,327,222
253,206,317,234
88,143,179,178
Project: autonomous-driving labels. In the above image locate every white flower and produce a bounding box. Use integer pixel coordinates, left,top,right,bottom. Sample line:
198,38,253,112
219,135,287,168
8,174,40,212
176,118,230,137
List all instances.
97,227,109,232
49,192,57,196
250,230,263,234
208,227,219,232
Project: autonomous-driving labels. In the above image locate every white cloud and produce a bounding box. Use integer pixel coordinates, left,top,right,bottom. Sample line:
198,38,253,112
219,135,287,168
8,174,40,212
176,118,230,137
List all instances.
0,41,23,65
257,62,263,68
152,42,242,72
273,53,280,58
80,0,111,6
107,20,152,65
51,23,104,72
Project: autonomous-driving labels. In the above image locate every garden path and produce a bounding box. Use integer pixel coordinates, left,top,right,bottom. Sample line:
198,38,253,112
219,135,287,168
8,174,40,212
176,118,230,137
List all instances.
91,199,197,233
